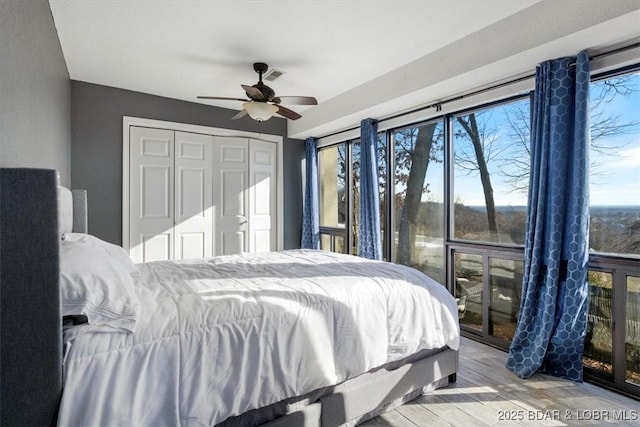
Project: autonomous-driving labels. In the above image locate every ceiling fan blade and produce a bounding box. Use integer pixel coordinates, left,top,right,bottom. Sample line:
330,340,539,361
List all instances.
275,105,302,120
231,109,248,120
197,96,249,102
272,96,318,106
241,84,265,101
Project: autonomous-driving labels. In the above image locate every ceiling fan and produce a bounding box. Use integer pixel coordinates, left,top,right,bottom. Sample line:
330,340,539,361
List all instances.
197,62,318,121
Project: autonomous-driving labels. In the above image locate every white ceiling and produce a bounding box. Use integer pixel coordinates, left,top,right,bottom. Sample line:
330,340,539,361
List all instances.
49,0,640,139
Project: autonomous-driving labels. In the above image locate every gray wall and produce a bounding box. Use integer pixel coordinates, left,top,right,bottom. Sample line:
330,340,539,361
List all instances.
71,81,303,249
0,0,71,184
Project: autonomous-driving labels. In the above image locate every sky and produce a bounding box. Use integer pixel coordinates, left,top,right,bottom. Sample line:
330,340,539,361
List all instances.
588,74,640,206
452,73,640,207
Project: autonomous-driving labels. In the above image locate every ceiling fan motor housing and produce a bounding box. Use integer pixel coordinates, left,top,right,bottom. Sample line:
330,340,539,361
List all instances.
249,83,275,101
253,62,269,74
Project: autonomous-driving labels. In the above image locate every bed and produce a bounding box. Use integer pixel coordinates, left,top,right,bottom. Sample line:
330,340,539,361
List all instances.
0,168,459,427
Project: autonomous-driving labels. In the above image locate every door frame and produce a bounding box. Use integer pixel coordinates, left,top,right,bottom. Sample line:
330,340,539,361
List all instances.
122,116,284,255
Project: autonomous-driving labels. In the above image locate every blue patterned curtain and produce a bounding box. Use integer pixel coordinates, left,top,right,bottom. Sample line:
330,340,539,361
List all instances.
358,118,382,260
506,51,590,382
301,137,320,249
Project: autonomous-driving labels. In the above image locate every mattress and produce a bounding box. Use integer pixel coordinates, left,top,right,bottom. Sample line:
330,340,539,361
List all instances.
57,249,459,426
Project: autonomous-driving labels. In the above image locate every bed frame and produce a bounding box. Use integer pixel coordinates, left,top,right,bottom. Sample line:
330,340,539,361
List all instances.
0,168,458,427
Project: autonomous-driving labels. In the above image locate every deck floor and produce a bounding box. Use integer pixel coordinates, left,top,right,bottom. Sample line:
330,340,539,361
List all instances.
361,337,639,426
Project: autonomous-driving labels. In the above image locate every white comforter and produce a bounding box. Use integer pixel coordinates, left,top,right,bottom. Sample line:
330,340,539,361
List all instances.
58,250,459,426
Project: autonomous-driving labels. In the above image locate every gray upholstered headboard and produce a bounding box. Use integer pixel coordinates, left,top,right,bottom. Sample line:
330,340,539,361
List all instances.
0,168,87,426
59,186,88,235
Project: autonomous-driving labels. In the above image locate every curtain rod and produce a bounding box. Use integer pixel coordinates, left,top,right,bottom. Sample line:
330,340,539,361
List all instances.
317,41,640,141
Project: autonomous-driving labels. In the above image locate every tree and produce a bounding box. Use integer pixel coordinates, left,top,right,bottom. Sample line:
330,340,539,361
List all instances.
455,113,500,241
394,123,443,265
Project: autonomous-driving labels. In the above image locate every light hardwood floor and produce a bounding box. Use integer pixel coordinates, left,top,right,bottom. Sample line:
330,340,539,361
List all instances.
361,337,639,426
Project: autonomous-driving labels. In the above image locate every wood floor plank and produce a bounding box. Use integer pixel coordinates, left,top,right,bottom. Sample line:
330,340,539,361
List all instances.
361,337,639,426
394,401,453,427
359,410,419,427
416,391,500,426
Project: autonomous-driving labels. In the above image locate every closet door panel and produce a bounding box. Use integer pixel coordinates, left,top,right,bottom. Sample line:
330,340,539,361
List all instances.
141,233,172,262
221,232,244,255
141,166,171,218
178,232,205,260
129,127,175,263
249,140,277,253
174,132,213,260
213,138,249,255
221,171,245,216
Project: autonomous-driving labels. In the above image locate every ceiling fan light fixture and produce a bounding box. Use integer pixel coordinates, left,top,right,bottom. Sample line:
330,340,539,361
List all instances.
243,101,278,122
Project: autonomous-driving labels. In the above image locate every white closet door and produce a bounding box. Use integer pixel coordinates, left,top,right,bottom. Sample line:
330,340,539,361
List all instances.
129,126,174,263
126,122,279,261
174,131,213,260
212,137,249,255
249,140,277,252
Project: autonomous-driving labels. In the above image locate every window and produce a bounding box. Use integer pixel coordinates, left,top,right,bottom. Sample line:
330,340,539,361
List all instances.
626,275,639,386
454,248,523,345
583,264,639,396
588,73,640,257
393,120,445,282
454,251,483,332
583,269,640,390
319,135,387,257
377,134,388,260
489,257,523,342
582,70,640,396
584,270,613,376
452,98,530,245
450,97,530,349
318,143,346,252
351,140,360,255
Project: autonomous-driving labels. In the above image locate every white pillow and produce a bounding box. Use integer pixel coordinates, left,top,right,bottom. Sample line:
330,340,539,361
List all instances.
63,233,138,274
60,235,140,332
